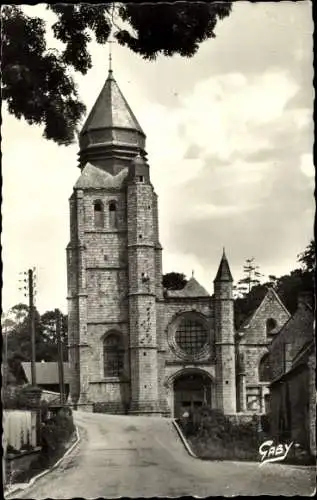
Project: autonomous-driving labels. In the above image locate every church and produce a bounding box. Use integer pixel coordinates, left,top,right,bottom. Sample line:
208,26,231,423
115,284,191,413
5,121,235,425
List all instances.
66,67,290,417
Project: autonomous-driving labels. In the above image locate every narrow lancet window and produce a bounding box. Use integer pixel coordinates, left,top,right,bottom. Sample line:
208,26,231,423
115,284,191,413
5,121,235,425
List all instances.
109,200,118,228
94,200,104,228
103,333,124,377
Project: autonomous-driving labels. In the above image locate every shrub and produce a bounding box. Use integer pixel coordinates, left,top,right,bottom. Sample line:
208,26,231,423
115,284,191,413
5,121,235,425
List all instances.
3,384,42,410
40,407,75,463
180,406,259,461
40,400,49,423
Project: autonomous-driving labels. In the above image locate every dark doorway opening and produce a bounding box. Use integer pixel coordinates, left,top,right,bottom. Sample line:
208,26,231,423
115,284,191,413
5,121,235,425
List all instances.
173,372,211,418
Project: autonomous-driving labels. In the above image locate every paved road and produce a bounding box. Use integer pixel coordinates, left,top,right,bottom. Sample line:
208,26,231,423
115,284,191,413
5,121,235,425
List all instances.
7,411,316,498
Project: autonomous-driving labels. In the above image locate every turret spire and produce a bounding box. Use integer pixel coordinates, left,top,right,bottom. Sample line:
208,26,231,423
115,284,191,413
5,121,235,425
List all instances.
214,248,233,282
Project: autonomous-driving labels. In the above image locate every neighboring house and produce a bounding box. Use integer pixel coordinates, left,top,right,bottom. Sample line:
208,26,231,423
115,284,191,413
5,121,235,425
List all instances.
269,292,315,456
236,287,291,414
22,362,71,397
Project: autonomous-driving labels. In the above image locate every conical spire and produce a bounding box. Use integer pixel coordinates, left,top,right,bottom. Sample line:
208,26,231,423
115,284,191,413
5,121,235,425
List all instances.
80,71,144,136
214,248,233,282
78,69,146,168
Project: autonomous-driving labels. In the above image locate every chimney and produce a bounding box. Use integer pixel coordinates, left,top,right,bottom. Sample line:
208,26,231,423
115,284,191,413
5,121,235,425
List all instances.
297,291,313,309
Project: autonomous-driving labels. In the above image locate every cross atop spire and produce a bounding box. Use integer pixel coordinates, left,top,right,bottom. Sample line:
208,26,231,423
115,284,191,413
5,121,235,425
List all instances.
107,37,115,76
192,269,194,278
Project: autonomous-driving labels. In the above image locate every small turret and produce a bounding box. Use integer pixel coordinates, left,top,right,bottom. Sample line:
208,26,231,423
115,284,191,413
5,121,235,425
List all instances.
214,248,233,300
128,152,150,184
213,247,236,413
214,248,233,283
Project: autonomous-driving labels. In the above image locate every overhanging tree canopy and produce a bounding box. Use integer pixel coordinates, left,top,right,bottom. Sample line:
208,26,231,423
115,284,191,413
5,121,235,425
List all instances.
1,3,232,145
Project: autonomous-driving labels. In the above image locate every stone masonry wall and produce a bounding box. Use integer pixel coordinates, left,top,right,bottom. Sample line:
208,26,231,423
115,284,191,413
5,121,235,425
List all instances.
269,303,314,381
127,180,160,412
214,284,236,414
238,290,291,387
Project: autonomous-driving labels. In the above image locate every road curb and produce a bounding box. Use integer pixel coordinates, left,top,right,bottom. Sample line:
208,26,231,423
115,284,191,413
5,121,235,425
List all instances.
172,419,198,459
4,425,81,499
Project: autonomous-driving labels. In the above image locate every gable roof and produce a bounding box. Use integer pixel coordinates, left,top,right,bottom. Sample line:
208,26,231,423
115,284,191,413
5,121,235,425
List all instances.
238,287,290,334
291,339,315,368
167,277,210,298
270,339,315,386
75,162,128,190
270,298,314,347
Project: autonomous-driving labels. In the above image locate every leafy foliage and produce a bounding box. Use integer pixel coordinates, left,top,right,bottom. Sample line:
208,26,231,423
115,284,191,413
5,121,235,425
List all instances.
234,257,264,297
179,406,259,461
4,305,68,362
234,241,315,328
40,407,75,458
116,3,232,59
11,407,76,485
3,384,42,410
1,6,85,145
162,272,188,290
2,3,232,144
297,239,315,274
6,355,29,385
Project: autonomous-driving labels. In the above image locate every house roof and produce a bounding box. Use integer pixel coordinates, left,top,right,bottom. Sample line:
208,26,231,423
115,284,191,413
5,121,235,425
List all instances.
270,340,315,386
291,339,315,368
167,277,210,298
270,298,313,347
22,362,71,385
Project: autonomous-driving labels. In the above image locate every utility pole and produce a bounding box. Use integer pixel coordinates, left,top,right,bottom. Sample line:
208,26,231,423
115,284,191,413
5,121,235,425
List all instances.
20,268,37,385
28,269,36,386
56,309,65,405
2,322,8,391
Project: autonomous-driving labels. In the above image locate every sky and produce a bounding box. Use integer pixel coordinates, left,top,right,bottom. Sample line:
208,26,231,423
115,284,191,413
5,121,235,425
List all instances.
2,1,314,314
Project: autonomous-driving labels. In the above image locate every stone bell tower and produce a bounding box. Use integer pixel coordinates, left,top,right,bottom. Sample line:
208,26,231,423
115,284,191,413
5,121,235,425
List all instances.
127,154,161,413
67,66,162,414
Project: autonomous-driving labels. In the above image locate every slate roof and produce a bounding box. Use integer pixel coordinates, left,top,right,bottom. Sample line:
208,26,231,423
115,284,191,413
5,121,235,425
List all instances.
80,70,144,136
214,249,233,282
22,362,71,385
75,162,129,189
291,339,315,369
237,287,290,334
270,298,314,347
167,277,210,298
270,339,315,385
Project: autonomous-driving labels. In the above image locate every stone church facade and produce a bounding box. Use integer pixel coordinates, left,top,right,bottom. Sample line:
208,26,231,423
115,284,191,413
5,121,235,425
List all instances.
67,69,290,417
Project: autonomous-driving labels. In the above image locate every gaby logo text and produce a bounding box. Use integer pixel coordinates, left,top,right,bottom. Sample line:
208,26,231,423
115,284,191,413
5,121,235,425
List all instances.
259,440,293,465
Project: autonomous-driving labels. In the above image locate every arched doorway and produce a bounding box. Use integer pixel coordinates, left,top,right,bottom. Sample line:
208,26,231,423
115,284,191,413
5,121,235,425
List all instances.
173,371,212,418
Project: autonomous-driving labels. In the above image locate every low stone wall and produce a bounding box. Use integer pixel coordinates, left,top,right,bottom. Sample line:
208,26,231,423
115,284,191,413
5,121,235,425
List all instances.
93,401,128,414
5,447,41,485
41,390,61,404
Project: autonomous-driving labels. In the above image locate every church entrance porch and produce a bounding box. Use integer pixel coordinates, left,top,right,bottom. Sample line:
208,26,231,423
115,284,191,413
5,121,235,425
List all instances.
173,371,212,418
